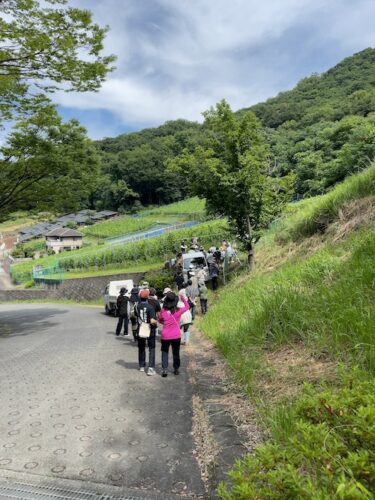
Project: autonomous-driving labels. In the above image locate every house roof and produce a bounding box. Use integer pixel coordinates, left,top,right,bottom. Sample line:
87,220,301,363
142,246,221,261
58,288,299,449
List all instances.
45,228,83,238
100,210,118,216
18,209,117,238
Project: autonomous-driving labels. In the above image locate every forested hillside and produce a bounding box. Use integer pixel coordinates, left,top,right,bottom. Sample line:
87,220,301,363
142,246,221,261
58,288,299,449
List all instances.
93,119,203,210
95,48,375,211
246,48,375,196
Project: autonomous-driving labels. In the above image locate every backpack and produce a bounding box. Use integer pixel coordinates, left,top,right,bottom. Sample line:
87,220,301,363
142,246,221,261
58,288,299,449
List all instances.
129,300,137,319
135,303,151,339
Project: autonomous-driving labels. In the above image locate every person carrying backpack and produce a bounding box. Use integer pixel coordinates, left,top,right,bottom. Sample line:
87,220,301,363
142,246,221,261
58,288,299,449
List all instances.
186,278,198,320
115,287,130,336
135,288,158,375
209,261,220,291
129,286,140,341
148,287,161,337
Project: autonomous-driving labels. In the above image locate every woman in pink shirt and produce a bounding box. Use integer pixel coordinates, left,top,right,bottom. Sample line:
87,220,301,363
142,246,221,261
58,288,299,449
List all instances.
158,292,189,377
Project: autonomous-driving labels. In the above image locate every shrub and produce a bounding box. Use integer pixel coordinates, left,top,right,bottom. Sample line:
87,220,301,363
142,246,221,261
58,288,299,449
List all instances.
143,268,175,296
218,373,375,499
23,280,36,289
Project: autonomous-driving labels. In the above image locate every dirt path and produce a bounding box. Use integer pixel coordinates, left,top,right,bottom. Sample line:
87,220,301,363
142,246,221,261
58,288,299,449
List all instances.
0,260,15,290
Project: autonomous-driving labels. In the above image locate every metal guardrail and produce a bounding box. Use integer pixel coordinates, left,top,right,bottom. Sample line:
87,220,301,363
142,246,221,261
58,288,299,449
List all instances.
32,261,64,283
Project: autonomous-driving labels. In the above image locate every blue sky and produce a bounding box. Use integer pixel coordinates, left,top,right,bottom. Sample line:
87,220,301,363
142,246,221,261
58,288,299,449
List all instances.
54,0,375,139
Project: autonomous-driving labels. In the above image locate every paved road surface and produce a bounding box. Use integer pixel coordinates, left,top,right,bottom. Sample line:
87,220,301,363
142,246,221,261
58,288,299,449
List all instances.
0,304,204,499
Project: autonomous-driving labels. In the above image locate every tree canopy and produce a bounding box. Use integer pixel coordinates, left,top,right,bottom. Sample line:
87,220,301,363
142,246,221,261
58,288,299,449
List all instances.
0,0,115,218
94,120,204,210
168,101,295,266
0,0,115,121
243,48,375,197
0,101,100,216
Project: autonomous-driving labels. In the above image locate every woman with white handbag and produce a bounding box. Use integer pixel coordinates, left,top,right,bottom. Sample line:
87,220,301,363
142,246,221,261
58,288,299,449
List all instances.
158,291,189,377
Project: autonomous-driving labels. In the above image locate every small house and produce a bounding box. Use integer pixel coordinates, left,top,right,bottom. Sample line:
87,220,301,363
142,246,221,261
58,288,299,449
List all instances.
45,228,83,254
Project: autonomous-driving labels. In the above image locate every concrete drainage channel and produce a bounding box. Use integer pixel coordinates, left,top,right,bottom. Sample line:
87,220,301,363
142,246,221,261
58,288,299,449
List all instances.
0,474,189,500
0,480,137,499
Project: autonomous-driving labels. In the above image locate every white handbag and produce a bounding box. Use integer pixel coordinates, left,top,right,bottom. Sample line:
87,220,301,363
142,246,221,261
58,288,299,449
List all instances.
138,321,151,338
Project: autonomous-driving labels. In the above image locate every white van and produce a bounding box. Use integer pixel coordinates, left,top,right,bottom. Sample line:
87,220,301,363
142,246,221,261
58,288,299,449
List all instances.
182,251,209,282
104,279,134,315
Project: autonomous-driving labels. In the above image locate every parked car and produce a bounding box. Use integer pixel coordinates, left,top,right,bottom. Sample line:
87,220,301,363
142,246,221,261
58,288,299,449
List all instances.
181,250,209,282
104,279,134,315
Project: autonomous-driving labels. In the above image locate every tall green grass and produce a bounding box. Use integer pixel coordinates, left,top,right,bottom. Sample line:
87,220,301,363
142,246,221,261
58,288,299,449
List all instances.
202,229,375,384
142,196,206,217
278,163,375,242
82,215,165,239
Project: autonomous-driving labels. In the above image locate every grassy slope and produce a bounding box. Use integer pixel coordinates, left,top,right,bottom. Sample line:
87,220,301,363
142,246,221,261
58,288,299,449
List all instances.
82,215,175,239
142,196,205,216
199,166,375,498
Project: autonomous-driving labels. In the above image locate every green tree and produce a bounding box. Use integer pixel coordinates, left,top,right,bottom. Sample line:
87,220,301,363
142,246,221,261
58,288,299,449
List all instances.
168,100,295,267
93,177,140,212
0,101,100,217
0,0,116,121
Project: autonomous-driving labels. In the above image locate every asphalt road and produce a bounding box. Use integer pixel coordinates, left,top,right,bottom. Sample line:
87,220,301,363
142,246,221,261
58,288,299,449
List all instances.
0,304,204,499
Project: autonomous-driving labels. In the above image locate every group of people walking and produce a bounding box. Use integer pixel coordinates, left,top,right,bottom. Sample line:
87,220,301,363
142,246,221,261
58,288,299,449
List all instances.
115,281,208,377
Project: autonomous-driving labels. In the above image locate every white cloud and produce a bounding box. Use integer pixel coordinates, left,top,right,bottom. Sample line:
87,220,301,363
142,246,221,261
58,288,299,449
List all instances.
55,0,375,135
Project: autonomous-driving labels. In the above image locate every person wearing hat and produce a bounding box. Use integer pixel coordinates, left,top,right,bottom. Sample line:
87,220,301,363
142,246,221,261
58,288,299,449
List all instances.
148,287,161,337
115,287,130,337
185,278,198,321
135,288,158,375
158,291,189,377
198,281,208,315
129,286,141,341
175,269,184,290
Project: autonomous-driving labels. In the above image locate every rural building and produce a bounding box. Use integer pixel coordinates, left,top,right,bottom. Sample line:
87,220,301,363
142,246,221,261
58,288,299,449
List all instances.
17,210,118,243
90,210,118,222
45,228,83,254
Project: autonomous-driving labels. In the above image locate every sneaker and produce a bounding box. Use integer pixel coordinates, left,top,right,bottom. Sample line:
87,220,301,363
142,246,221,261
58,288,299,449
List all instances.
139,367,145,372
124,333,130,337
161,370,168,378
147,367,155,376
174,369,179,375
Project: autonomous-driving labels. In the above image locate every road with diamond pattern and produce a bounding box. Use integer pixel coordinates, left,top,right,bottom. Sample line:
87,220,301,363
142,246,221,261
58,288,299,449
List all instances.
0,304,204,499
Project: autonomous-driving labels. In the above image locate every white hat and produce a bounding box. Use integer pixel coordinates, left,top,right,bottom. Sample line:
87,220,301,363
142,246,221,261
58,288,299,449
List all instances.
163,287,171,295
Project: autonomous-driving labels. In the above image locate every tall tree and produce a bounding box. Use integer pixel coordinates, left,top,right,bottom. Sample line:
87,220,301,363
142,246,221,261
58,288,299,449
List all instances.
0,0,115,217
0,0,116,121
168,100,295,267
0,100,100,216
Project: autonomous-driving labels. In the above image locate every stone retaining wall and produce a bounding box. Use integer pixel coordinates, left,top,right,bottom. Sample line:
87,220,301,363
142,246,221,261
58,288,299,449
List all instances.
0,271,145,302
48,272,145,301
0,289,49,301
